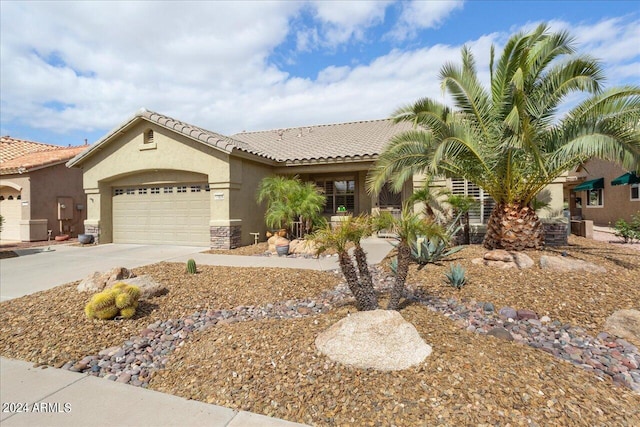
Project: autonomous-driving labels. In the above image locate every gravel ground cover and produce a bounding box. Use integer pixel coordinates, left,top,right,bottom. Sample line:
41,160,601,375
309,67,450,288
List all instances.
1,236,639,425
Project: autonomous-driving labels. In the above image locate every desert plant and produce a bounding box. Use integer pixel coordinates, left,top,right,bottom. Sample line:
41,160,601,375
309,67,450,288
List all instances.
257,176,326,237
613,212,640,243
444,263,467,289
186,258,197,274
374,206,444,310
85,283,140,320
412,215,464,265
312,215,378,311
367,24,640,251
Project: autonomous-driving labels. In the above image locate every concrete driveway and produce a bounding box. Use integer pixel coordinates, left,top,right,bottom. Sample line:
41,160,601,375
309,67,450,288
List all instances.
0,244,204,301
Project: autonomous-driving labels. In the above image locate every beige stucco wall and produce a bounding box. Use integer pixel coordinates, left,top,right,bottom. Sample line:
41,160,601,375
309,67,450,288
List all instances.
570,159,639,225
228,157,272,245
77,120,235,244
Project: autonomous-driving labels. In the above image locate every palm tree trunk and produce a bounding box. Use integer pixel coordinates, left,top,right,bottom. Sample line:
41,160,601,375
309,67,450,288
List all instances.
353,244,378,310
387,242,411,310
338,251,376,311
463,212,470,245
484,202,544,251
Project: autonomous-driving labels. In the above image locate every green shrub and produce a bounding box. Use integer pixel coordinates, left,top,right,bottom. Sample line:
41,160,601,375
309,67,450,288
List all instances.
85,283,140,320
186,259,197,274
444,263,467,289
613,212,640,243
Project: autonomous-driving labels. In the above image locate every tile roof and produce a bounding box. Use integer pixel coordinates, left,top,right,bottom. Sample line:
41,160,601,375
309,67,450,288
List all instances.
231,119,414,164
0,136,60,163
68,108,416,167
1,136,88,175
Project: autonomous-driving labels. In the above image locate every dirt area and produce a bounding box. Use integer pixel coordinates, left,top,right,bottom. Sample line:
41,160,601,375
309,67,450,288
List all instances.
1,236,639,425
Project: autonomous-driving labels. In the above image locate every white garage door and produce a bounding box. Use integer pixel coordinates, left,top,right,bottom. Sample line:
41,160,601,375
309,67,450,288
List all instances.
112,183,210,246
0,190,22,241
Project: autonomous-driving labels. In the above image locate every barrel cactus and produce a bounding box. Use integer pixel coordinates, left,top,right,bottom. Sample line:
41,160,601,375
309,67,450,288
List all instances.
85,283,141,320
186,258,197,274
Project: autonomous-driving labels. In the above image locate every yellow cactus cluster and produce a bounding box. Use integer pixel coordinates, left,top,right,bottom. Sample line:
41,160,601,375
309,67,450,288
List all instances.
85,283,141,320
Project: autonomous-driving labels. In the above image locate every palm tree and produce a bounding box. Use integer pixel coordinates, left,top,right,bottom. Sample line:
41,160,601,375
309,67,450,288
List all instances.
374,207,442,310
446,194,477,244
405,175,449,222
257,176,325,237
312,216,378,311
367,24,640,251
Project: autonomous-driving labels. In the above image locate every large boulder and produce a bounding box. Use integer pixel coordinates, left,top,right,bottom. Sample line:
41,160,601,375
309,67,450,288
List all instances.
604,309,640,346
315,310,432,371
77,267,136,293
539,255,606,273
117,275,167,299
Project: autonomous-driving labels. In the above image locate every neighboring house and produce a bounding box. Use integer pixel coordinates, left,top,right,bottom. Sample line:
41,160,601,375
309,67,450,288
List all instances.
0,136,87,241
566,158,639,226
67,109,567,248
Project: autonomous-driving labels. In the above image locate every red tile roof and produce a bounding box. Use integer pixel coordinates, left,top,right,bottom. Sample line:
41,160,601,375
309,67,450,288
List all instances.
1,136,88,175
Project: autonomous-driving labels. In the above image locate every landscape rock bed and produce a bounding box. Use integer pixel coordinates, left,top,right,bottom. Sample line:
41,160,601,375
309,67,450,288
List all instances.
47,265,640,394
2,236,639,425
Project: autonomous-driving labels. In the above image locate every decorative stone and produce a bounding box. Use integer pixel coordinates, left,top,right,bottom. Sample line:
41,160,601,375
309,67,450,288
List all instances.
517,309,538,320
539,256,606,273
512,252,534,269
315,310,432,371
487,327,514,341
118,275,167,299
484,250,514,262
499,307,518,320
604,309,640,347
76,267,136,293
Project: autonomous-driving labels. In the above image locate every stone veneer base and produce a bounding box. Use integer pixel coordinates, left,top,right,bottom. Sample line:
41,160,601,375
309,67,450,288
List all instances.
210,225,241,250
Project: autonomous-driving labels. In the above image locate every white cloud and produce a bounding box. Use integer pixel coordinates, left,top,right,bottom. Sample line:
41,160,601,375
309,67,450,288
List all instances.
387,0,464,42
0,1,637,142
308,0,392,47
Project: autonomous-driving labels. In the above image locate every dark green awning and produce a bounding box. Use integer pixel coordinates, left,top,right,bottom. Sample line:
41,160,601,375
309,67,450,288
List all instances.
611,172,640,186
572,177,604,192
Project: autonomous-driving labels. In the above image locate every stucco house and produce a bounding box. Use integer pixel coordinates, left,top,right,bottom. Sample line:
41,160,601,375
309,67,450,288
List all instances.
0,136,87,241
67,108,568,248
566,158,639,226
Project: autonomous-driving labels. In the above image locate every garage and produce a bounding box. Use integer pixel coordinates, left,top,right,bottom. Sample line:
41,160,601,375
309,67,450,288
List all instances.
112,183,210,246
0,188,22,241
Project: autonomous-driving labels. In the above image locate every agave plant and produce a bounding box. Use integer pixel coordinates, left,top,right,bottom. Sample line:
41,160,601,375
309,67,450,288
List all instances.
444,263,467,289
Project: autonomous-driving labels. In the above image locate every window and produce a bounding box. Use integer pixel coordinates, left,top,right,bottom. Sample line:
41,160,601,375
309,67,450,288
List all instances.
138,188,147,195
315,178,355,213
190,185,201,192
587,188,603,207
7,195,13,200
126,188,135,195
145,129,154,144
150,187,160,194
205,184,211,192
451,178,495,224
114,189,124,196
177,186,187,193
164,186,173,194
631,184,639,201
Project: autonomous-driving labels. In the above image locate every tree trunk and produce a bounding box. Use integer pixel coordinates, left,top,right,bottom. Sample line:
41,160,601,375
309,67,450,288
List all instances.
463,212,470,245
387,242,411,310
483,202,544,251
338,251,376,311
353,244,378,310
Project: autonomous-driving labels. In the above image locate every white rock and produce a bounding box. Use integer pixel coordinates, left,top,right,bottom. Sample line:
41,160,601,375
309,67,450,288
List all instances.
539,256,606,273
604,309,640,347
315,310,432,371
117,275,167,299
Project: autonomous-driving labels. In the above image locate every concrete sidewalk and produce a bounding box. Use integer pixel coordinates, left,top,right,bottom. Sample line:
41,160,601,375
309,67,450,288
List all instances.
0,358,306,427
0,236,394,427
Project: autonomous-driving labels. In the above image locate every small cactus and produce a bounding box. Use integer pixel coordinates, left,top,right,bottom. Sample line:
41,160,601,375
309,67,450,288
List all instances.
85,283,141,320
444,263,467,289
186,258,197,274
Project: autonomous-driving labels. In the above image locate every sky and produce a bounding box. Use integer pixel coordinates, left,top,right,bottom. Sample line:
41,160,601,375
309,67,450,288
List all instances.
1,0,638,147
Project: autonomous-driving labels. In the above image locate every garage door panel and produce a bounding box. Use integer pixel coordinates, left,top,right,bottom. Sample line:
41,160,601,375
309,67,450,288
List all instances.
112,183,210,246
